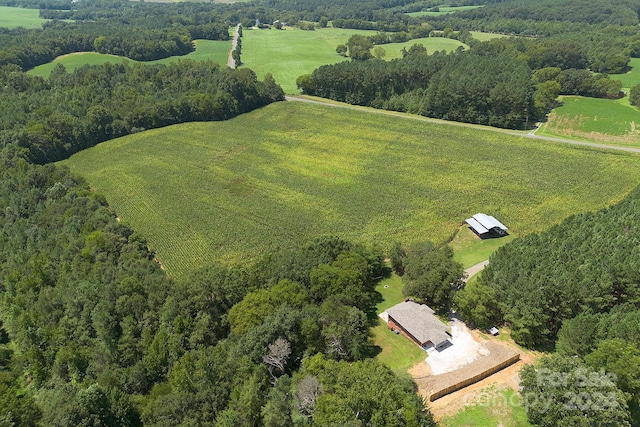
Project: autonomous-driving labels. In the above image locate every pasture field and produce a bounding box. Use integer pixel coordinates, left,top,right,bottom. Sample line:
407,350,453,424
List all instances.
538,96,640,146
0,6,47,29
61,101,640,278
241,28,466,93
406,5,483,17
27,39,230,77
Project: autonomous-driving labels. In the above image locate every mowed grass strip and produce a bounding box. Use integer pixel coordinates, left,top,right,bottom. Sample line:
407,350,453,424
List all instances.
28,40,230,77
0,6,47,29
538,95,640,145
240,27,466,93
61,101,640,278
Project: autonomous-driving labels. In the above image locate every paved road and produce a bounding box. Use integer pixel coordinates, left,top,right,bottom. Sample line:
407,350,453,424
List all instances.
285,95,640,154
463,260,489,283
228,24,240,69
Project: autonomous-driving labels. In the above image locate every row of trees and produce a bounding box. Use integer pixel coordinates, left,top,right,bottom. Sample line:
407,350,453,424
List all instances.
298,48,536,129
0,60,284,163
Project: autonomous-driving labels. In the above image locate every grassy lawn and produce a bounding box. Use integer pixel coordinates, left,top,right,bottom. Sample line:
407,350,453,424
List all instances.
0,6,47,29
372,273,426,372
537,95,640,146
440,387,532,427
240,28,466,94
450,226,515,268
406,6,484,17
28,39,230,77
61,101,640,278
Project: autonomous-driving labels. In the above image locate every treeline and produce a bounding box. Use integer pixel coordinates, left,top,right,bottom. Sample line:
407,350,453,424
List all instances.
475,184,640,349
426,0,640,73
298,50,535,129
0,60,284,163
0,150,435,425
0,0,231,70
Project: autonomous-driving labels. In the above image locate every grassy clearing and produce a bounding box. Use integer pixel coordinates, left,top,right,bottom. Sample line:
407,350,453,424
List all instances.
538,95,640,146
610,57,640,90
61,101,640,278
382,37,466,60
440,387,532,427
469,31,507,42
27,39,230,77
240,28,465,93
450,227,515,268
0,6,47,29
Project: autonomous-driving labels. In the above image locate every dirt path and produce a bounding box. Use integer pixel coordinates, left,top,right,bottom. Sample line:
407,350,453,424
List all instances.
464,260,489,282
285,96,640,155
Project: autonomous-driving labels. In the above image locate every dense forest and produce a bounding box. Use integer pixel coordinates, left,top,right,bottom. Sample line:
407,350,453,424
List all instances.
298,41,622,129
0,60,284,163
2,0,640,424
0,149,435,425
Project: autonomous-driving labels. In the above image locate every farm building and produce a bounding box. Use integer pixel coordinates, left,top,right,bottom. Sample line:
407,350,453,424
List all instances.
465,213,508,238
386,301,451,351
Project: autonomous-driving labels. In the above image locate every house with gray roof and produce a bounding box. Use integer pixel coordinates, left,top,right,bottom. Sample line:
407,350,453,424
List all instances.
386,301,451,350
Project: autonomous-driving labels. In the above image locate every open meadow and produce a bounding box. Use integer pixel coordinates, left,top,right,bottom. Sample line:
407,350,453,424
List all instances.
61,101,640,278
0,6,47,29
537,95,640,146
239,27,466,93
27,39,230,77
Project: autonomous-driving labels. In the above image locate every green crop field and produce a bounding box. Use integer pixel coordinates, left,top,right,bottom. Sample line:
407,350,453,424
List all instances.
240,27,466,93
538,95,640,146
61,101,640,278
406,5,484,17
0,6,47,28
27,40,230,77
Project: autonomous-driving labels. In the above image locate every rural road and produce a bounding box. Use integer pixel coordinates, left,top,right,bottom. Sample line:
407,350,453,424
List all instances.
285,95,640,155
463,260,489,282
228,24,240,69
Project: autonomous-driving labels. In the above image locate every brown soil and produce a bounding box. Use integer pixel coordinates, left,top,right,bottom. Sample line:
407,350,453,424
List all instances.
409,329,540,420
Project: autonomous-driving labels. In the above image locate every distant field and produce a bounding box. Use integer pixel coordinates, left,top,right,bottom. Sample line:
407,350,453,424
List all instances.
61,101,640,278
610,57,640,90
27,40,230,77
406,5,483,17
241,27,466,93
538,96,640,146
469,31,507,42
0,6,47,28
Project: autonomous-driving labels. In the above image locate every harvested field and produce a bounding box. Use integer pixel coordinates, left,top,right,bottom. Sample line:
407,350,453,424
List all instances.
415,341,520,401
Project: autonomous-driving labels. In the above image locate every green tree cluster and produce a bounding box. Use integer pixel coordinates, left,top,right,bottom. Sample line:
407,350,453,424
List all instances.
0,60,284,163
480,185,640,348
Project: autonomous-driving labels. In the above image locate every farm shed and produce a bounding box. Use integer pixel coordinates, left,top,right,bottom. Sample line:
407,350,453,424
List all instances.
386,301,451,351
465,213,508,238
